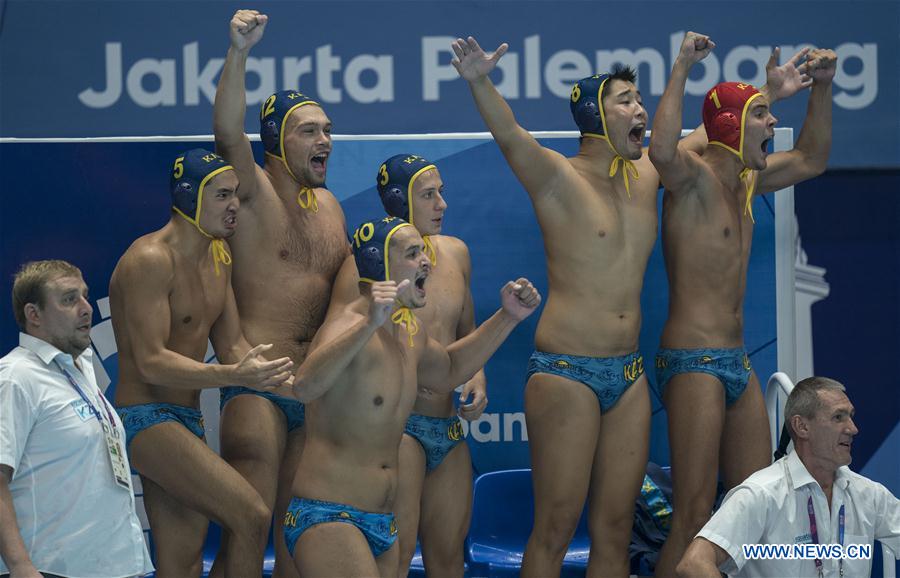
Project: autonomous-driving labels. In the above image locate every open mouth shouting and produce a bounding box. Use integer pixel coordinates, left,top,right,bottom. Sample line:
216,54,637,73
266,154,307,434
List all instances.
414,271,428,297
629,123,646,146
311,151,329,177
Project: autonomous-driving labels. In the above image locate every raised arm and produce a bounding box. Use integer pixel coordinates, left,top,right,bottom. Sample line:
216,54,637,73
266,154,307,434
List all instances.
293,280,407,402
756,49,835,195
676,47,813,164
648,31,715,192
419,278,540,390
214,9,268,201
112,244,290,389
452,36,568,199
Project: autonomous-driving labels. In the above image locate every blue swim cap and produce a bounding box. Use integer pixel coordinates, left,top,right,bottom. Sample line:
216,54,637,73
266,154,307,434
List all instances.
570,74,640,198
260,89,319,160
351,216,414,283
170,149,235,275
570,74,612,137
376,154,437,226
170,149,234,233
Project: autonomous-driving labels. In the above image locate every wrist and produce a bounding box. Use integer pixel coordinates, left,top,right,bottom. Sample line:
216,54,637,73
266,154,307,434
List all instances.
228,45,251,58
497,307,520,325
672,59,693,75
9,559,36,573
468,75,491,88
224,363,246,386
365,311,386,331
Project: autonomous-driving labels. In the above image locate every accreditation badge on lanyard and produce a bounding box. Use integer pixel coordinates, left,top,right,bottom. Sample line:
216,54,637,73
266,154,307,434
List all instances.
56,360,132,491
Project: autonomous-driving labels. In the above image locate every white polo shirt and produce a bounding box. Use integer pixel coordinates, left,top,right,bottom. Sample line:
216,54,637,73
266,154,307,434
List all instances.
698,451,900,577
0,333,153,578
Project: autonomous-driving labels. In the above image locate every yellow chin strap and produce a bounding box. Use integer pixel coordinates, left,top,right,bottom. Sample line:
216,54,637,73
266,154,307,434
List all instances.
585,74,640,199
297,186,319,212
172,213,233,277
391,306,419,347
607,149,639,199
209,239,233,276
172,165,235,275
740,168,757,223
422,235,437,267
583,134,639,198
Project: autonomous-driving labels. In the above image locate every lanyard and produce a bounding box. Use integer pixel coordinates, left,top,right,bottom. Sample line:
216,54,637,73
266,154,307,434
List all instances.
807,494,845,577
55,359,117,431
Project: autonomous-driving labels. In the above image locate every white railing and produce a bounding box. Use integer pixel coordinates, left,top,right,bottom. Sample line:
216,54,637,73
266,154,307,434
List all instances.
766,372,796,457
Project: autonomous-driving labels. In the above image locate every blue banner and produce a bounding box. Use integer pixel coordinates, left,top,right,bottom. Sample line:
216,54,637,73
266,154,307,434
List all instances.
1,0,896,168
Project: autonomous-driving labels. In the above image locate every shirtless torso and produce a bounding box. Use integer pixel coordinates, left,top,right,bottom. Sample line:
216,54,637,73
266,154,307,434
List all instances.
214,11,350,577
110,155,293,577
288,222,538,578
649,33,834,577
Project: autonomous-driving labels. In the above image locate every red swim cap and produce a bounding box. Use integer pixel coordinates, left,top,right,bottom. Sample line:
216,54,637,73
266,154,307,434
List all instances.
702,82,763,162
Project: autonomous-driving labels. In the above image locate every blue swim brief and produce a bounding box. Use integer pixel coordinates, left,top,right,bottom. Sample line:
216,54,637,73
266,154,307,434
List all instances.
404,414,466,472
653,347,752,407
283,497,397,558
116,403,205,451
526,350,644,412
220,386,305,432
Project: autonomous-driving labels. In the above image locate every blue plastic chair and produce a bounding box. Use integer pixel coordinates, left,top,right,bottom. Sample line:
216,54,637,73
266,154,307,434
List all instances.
407,544,426,578
465,469,590,577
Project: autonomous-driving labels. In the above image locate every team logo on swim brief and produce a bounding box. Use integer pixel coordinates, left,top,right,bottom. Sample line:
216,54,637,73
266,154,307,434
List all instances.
623,355,644,383
284,510,298,528
447,420,464,441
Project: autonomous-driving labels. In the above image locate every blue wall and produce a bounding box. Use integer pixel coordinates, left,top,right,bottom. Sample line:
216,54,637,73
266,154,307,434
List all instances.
795,170,900,495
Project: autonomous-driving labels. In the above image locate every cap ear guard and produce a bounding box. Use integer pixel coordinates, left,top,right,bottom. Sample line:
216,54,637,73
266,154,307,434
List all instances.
172,182,197,218
379,185,409,221
574,98,602,135
715,111,741,140
358,246,384,277
261,119,280,154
